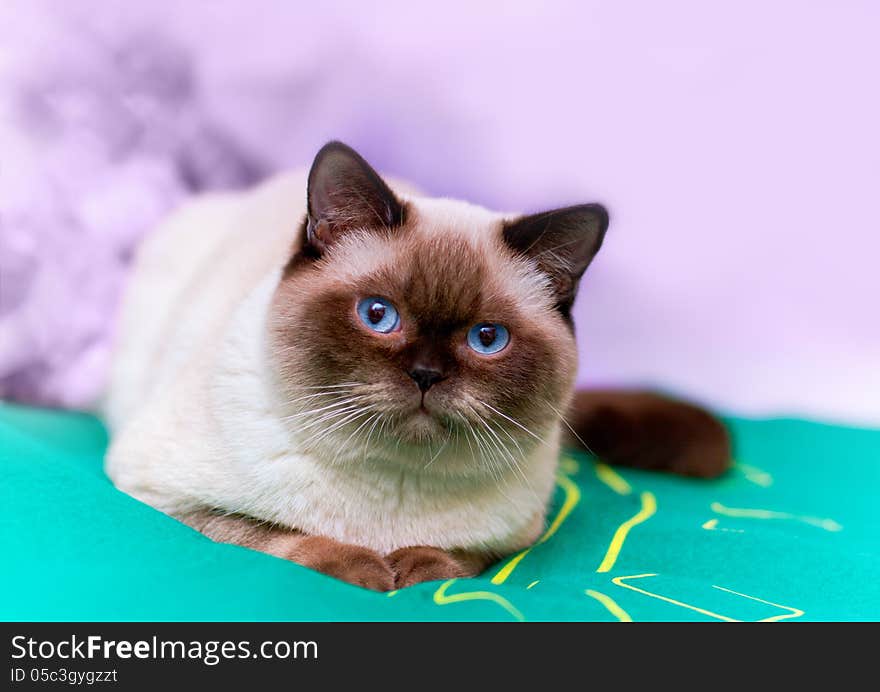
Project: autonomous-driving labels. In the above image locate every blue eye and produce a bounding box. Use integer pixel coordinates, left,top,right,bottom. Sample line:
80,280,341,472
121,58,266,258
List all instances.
357,297,400,333
467,323,510,355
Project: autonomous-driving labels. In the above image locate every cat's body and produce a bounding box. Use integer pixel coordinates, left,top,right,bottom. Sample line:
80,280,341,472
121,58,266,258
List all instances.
105,143,729,590
105,170,554,556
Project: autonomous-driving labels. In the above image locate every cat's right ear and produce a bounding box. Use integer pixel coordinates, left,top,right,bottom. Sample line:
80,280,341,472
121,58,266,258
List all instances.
303,141,405,258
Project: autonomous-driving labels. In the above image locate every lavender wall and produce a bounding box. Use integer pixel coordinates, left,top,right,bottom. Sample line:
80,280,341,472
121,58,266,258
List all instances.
1,1,878,424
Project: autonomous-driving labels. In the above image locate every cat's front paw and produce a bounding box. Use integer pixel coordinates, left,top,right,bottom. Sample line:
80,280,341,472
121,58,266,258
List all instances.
289,536,395,592
386,546,470,588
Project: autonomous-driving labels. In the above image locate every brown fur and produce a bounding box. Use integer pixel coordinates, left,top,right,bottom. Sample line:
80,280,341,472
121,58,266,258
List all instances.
179,510,396,591
565,389,731,477
179,510,495,590
387,546,496,588
268,207,577,465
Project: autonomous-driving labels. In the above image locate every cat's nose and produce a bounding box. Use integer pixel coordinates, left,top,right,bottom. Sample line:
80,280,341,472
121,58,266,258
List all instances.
408,367,446,393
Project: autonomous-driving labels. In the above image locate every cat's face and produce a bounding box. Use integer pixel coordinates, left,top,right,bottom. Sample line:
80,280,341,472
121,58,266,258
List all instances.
269,142,607,475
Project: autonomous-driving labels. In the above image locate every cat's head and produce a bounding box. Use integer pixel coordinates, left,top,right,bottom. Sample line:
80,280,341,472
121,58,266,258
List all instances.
269,142,607,474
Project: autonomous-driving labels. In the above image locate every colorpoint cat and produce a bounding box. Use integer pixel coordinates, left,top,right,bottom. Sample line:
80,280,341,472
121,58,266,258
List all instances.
104,142,729,590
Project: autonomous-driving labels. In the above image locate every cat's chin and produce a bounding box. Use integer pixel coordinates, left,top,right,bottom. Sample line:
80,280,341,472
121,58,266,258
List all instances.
395,407,449,444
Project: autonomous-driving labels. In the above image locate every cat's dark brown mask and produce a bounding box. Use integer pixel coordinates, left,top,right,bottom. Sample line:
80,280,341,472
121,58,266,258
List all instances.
269,142,608,473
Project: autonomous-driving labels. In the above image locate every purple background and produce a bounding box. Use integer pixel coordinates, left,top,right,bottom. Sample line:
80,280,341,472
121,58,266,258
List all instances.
1,1,878,424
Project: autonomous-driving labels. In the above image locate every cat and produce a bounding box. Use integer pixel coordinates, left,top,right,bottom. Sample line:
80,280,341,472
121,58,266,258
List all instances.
103,141,729,591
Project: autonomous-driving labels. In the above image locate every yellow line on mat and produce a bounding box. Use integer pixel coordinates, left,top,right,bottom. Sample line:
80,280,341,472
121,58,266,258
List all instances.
701,517,744,533
711,585,804,622
595,463,632,495
491,469,581,585
596,491,657,573
612,575,804,622
540,472,582,544
735,462,773,487
433,579,525,622
711,502,842,531
612,574,738,622
585,589,633,622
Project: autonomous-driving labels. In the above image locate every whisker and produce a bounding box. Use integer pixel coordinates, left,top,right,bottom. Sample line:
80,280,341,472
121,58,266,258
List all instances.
544,399,596,456
298,407,373,449
458,415,477,466
423,435,450,470
462,413,491,469
472,425,496,472
281,395,371,422
362,412,385,463
478,427,515,497
290,404,362,433
455,411,519,504
479,401,544,443
339,409,380,454
302,412,373,452
486,412,529,464
483,417,523,478
308,406,371,440
286,390,354,405
470,404,542,504
467,404,515,476
297,382,365,390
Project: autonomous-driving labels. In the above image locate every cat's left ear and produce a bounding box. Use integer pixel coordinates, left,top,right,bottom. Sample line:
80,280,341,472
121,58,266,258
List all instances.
304,141,405,257
502,204,608,316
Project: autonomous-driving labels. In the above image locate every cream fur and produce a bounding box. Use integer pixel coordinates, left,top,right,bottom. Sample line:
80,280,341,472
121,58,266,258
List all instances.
103,172,561,555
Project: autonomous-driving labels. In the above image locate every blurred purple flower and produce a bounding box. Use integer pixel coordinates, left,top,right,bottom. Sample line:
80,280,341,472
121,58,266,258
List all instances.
0,14,263,406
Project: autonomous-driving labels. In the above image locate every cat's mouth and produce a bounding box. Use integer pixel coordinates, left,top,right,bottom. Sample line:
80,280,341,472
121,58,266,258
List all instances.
395,398,455,442
410,401,443,424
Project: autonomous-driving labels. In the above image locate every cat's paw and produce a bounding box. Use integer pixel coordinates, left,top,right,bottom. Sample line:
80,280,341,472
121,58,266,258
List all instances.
386,546,470,588
289,536,396,592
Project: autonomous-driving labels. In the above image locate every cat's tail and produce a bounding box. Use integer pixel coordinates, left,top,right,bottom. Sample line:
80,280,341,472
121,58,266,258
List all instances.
563,389,731,478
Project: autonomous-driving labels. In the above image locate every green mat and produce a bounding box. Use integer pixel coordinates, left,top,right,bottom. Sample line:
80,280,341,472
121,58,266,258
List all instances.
1,402,877,622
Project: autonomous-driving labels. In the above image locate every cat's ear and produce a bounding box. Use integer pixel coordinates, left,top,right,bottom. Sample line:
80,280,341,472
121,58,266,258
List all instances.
304,141,405,256
502,204,608,315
